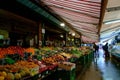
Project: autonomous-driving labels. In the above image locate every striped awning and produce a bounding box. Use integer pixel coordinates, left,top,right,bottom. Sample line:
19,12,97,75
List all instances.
82,36,98,43
40,0,102,42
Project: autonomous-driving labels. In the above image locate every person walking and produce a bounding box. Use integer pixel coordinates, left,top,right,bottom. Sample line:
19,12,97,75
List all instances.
93,43,99,57
103,43,109,57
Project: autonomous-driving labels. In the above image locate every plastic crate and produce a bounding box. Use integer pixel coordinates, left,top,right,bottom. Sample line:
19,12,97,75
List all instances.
57,68,76,80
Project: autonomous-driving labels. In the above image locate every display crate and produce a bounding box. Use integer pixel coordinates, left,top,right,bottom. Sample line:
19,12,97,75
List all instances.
58,62,75,71
57,68,76,80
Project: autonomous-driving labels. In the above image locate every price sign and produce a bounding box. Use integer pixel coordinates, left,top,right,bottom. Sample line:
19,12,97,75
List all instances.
42,75,45,78
39,74,41,77
46,71,48,74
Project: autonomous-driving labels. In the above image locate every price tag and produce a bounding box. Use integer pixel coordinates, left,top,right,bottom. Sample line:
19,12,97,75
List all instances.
42,75,45,78
46,71,48,74
39,74,41,77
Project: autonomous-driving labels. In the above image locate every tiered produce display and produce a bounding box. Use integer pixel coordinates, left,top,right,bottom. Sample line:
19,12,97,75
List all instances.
0,46,93,80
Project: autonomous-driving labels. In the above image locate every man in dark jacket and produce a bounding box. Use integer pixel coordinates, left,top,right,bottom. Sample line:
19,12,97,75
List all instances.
103,43,109,57
93,43,99,57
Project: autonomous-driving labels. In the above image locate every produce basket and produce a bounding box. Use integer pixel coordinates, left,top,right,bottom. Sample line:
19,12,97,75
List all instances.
58,62,75,71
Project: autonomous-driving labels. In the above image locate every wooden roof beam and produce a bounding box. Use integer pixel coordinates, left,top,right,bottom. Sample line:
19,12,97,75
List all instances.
98,0,108,35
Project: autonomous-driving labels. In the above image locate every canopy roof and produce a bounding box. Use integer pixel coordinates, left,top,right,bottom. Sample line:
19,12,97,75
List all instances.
100,0,120,42
39,0,102,42
1,0,119,43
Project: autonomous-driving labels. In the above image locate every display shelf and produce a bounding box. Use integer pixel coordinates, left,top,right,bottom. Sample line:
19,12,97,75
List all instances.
111,53,120,58
21,66,58,80
75,52,93,80
111,53,120,63
56,68,76,80
40,67,58,80
0,46,94,80
22,51,94,80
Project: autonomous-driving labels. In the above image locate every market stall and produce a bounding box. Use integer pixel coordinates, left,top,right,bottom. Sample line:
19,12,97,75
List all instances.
0,46,94,80
111,43,120,62
0,1,95,80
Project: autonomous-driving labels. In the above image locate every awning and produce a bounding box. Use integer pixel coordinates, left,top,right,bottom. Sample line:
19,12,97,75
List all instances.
39,0,102,42
16,0,70,32
100,0,120,42
82,36,98,43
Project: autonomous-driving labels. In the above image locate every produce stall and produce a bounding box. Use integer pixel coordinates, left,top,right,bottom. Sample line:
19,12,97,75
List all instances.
0,11,94,80
0,1,94,80
111,43,120,62
0,46,94,80
111,34,120,63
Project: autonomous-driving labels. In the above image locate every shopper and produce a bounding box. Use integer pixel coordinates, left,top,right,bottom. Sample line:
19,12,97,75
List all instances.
93,43,99,57
103,43,109,57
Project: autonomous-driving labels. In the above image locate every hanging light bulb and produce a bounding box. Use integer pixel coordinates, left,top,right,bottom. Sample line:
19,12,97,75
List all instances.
60,34,63,38
72,33,75,36
60,23,65,27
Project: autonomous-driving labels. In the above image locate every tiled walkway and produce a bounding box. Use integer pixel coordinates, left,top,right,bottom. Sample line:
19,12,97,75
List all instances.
81,49,120,80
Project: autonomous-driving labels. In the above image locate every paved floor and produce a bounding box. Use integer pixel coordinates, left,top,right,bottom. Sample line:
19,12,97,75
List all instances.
81,49,120,80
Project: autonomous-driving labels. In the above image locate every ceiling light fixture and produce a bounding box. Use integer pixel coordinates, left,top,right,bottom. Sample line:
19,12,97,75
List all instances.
104,19,120,24
60,34,63,38
72,33,75,36
60,23,65,27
